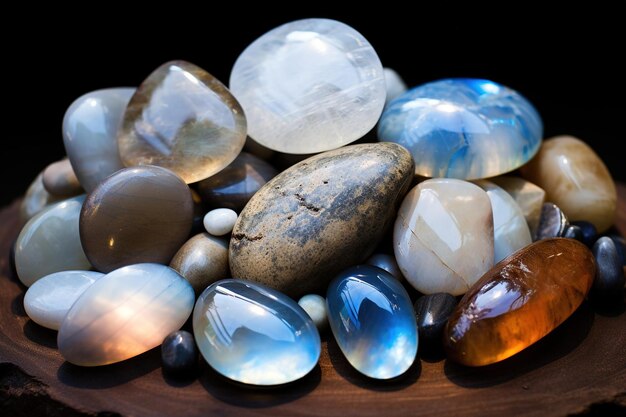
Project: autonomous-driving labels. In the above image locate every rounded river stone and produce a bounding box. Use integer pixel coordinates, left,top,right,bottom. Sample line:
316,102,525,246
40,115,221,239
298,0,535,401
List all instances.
80,165,193,273
19,172,63,224
591,237,625,304
229,143,414,297
42,158,83,197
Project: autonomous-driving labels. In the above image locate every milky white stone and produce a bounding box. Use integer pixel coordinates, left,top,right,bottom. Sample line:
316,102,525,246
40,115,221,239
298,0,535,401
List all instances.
383,68,408,103
57,263,194,366
490,176,546,236
298,294,328,331
230,18,386,154
19,172,62,224
24,270,103,330
203,208,238,236
394,179,494,295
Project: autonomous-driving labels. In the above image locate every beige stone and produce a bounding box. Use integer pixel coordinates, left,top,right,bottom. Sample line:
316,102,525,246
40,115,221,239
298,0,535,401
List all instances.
490,176,546,235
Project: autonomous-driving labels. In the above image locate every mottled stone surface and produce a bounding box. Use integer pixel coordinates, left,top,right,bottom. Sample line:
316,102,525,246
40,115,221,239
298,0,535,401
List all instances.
42,158,83,197
521,136,617,232
230,143,414,297
445,238,595,366
19,172,62,224
534,202,568,241
491,176,546,235
230,18,386,154
118,61,246,184
590,237,625,304
80,166,193,273
414,293,457,351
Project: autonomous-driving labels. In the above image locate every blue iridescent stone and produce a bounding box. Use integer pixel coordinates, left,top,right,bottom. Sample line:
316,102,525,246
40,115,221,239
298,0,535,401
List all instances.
326,265,418,379
378,78,543,180
193,279,321,386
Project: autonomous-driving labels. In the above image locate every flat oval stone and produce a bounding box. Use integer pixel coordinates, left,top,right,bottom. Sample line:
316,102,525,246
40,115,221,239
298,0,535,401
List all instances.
16,196,91,286
591,237,625,304
230,143,414,297
118,61,246,184
80,166,193,273
378,78,542,179
193,279,320,385
366,253,405,282
534,202,568,241
42,158,82,197
19,172,63,224
521,135,617,232
58,263,194,366
490,176,546,236
326,265,418,379
383,68,407,103
230,18,386,154
196,152,277,211
475,180,532,262
63,88,134,192
203,208,237,236
161,330,198,377
444,238,595,366
394,178,494,296
414,293,457,351
169,233,229,296
298,294,328,332
23,270,103,330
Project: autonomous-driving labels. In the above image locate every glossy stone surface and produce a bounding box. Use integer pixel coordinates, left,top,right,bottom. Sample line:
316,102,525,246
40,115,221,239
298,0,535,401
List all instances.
63,88,133,192
196,152,277,211
19,172,62,224
378,78,542,179
16,196,91,287
608,235,626,267
203,208,237,236
590,237,625,303
414,293,457,351
80,166,193,273
230,18,386,154
563,225,584,242
491,176,546,235
444,238,595,366
58,263,194,366
383,68,407,103
230,143,414,297
534,202,568,241
326,265,418,379
169,233,229,296
366,253,405,282
571,221,598,247
193,279,321,385
475,180,532,262
521,136,617,232
394,179,494,296
24,271,103,330
298,294,328,331
42,158,82,197
118,61,246,184
161,330,198,377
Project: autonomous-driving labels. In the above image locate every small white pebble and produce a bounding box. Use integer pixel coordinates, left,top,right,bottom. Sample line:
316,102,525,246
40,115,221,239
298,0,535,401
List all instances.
383,67,408,103
203,208,238,236
298,294,328,331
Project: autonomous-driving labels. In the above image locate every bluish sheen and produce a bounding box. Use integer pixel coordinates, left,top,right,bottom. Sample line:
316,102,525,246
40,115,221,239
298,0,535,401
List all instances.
193,279,321,385
378,78,542,180
326,265,418,379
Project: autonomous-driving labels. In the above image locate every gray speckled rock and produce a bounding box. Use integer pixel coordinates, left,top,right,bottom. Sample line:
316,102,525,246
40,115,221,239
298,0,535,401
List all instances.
229,143,414,297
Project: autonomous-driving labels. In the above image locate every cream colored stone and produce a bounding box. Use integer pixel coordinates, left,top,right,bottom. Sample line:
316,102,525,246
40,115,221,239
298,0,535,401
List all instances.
490,176,546,236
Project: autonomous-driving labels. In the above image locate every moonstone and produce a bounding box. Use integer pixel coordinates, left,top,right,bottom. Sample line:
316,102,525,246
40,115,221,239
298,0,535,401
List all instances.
16,196,91,287
203,208,237,236
63,88,133,192
193,279,321,385
378,78,542,179
298,294,328,331
58,263,194,366
230,18,386,154
19,172,62,224
394,179,494,296
490,176,546,235
118,61,246,184
24,271,103,330
326,265,418,379
383,68,408,103
444,238,595,366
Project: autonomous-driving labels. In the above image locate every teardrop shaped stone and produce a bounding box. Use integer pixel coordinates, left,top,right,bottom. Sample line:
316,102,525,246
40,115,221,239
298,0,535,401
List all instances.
16,196,91,287
326,265,418,379
490,176,546,236
534,202,568,241
80,165,193,273
193,279,321,385
444,238,595,366
118,61,246,184
24,270,103,330
58,263,194,366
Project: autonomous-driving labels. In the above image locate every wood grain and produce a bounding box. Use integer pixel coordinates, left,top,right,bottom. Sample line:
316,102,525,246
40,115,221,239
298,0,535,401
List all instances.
1,185,626,417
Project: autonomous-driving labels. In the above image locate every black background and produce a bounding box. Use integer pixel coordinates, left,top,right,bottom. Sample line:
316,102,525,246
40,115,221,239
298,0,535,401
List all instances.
4,9,625,207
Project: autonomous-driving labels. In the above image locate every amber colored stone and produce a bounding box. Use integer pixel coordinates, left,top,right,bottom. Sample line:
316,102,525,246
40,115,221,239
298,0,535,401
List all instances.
444,238,595,366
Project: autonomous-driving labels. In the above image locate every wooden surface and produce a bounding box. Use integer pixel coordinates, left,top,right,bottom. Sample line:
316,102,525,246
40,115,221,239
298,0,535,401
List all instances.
1,185,626,417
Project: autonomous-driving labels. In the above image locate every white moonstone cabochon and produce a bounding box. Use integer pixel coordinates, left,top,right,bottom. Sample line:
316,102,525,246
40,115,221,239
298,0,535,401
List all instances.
57,263,194,366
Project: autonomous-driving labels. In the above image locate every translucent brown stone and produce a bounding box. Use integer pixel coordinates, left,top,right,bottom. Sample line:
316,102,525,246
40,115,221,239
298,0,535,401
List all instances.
444,238,595,366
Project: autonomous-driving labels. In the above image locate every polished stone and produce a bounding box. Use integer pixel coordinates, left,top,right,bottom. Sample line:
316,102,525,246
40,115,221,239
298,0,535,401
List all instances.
444,238,595,366
298,294,328,332
58,263,194,366
169,233,229,296
490,176,546,236
230,143,414,297
563,225,584,242
590,237,625,304
118,61,246,184
378,78,542,179
203,208,238,236
19,172,63,224
80,166,193,273
394,179,494,296
521,135,617,232
42,158,83,197
16,196,91,287
63,88,133,192
366,253,405,282
161,330,198,377
383,68,407,103
230,18,386,154
326,265,418,379
571,221,598,247
24,270,103,330
193,279,321,385
534,202,568,241
608,235,626,267
414,293,457,351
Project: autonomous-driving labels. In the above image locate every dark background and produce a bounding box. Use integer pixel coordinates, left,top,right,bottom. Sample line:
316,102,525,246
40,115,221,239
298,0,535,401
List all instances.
4,9,625,207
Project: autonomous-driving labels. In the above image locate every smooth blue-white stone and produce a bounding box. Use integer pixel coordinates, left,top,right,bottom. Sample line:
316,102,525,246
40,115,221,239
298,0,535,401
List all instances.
378,78,542,180
193,279,321,385
326,265,418,379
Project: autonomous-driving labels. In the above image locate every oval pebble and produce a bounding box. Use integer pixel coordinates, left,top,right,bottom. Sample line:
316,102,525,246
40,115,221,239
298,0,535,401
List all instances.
571,220,598,247
161,330,198,377
414,293,457,351
534,202,568,241
366,253,405,282
298,294,328,331
42,158,83,197
19,172,62,224
203,208,238,236
591,237,625,304
562,225,584,242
